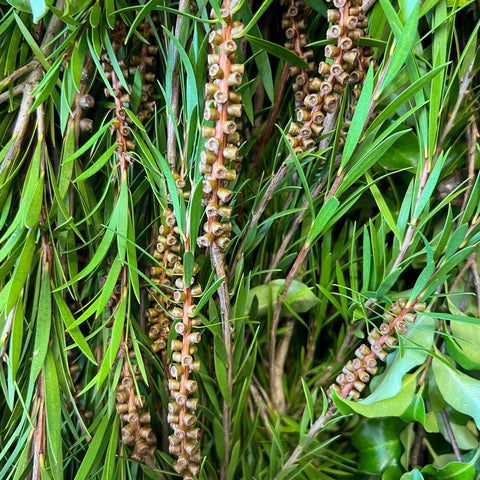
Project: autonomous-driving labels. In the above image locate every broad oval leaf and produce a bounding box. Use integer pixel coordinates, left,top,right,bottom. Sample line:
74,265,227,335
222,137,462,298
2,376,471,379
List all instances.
247,279,320,318
433,354,480,429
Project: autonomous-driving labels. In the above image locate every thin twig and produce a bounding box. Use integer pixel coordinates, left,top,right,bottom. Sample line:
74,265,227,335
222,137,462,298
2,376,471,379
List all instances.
230,163,289,277
0,59,39,88
210,242,233,480
440,410,462,462
271,318,294,415
265,174,328,283
458,115,479,225
0,0,65,174
409,423,426,468
469,255,480,318
251,63,290,166
274,404,337,478
166,0,189,170
31,372,46,480
436,58,475,158
0,83,27,105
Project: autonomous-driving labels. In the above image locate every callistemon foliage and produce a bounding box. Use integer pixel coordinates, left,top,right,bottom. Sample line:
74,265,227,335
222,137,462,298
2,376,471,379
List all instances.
0,1,479,480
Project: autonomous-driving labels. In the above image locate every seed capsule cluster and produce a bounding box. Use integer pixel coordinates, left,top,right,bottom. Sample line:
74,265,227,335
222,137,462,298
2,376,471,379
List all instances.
166,260,204,478
197,7,244,251
133,17,158,122
282,0,375,153
101,22,162,461
102,22,137,157
116,358,157,461
148,203,191,362
147,184,204,477
328,299,426,400
78,93,95,134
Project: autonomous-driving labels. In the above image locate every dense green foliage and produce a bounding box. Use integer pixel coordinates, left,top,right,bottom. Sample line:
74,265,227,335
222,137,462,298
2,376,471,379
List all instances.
0,0,479,479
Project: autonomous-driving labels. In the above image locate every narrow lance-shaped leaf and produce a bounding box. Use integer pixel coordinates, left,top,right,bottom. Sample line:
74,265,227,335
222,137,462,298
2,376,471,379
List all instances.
30,267,52,384
44,351,63,479
340,65,374,172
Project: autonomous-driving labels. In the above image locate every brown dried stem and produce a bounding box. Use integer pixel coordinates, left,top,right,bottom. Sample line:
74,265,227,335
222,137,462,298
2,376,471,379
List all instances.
440,410,462,462
0,0,65,174
167,0,190,170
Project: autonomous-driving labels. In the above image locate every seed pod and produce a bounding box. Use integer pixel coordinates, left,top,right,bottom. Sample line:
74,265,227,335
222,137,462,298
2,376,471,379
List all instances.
396,320,408,334
79,94,95,109
204,107,220,121
79,118,93,134
190,360,201,371
384,335,398,349
223,40,237,55
413,302,426,312
318,61,331,76
325,45,340,59
214,89,229,104
209,30,223,45
186,398,199,410
327,9,340,22
202,126,216,138
227,104,242,117
205,136,222,152
379,323,390,334
405,313,416,323
217,188,233,203
216,235,231,249
358,369,370,383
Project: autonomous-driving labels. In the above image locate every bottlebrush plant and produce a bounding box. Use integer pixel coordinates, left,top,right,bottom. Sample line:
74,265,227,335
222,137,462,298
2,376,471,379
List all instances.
0,0,479,479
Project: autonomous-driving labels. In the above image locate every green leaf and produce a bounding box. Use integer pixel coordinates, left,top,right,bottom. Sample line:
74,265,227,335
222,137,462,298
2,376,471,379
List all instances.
30,268,51,384
85,295,126,392
183,251,194,288
54,293,96,364
340,66,374,171
366,173,401,240
31,0,47,22
74,143,118,183
401,470,425,480
101,415,119,480
445,320,480,370
192,276,224,315
378,0,420,95
13,12,50,70
247,280,320,318
63,122,112,164
237,0,274,38
62,228,115,286
73,412,111,480
333,373,417,418
4,229,35,315
95,256,122,319
363,313,435,403
351,418,405,474
421,455,477,479
307,197,340,247
103,29,129,92
188,181,204,255
226,440,241,480
245,34,308,68
432,353,480,429
214,334,230,403
8,299,24,382
24,174,43,228
414,153,445,219
115,181,128,260
44,351,63,479
89,1,101,27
